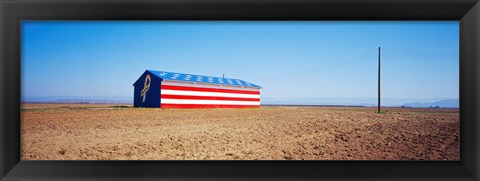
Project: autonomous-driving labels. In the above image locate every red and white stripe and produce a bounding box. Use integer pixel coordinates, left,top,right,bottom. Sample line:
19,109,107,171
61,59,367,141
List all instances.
160,82,260,109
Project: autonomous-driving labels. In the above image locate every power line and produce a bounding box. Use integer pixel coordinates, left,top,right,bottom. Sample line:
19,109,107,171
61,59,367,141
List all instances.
385,48,458,54
382,49,458,62
273,48,378,79
258,48,378,82
260,47,456,84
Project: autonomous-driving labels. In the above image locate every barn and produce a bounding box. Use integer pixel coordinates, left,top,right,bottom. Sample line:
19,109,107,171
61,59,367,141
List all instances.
133,70,262,108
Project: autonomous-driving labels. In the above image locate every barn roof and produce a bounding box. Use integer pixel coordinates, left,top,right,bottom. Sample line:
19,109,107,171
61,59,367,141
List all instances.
141,70,262,88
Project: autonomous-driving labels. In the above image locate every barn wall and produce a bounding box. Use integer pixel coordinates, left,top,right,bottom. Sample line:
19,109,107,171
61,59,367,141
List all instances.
162,80,260,91
134,71,161,108
159,81,260,109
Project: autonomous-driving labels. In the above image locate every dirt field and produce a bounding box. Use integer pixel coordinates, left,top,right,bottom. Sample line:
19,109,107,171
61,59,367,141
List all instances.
21,103,459,160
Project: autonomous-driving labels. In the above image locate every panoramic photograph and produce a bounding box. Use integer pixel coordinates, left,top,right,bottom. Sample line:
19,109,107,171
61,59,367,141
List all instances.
21,21,459,160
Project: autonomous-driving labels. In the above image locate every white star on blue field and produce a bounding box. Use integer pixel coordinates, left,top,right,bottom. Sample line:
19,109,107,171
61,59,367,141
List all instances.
21,21,458,106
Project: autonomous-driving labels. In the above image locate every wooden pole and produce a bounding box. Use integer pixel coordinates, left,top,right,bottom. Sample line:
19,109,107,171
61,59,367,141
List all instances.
378,47,381,113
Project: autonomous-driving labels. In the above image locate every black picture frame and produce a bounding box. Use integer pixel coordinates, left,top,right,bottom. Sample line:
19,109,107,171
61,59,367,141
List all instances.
1,0,479,180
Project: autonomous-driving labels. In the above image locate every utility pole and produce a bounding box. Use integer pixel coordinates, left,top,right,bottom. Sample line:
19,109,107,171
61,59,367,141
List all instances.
378,47,381,113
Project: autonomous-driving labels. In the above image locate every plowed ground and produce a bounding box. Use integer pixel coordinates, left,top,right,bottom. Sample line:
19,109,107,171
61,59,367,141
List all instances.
21,104,459,160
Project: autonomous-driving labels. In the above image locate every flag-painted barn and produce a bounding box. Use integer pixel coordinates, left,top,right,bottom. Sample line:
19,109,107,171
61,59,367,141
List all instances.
133,70,262,108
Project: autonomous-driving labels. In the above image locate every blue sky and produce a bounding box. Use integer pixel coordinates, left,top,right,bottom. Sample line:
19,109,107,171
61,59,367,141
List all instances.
21,21,459,103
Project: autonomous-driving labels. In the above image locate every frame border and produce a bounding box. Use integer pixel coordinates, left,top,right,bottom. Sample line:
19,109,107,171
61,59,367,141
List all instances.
1,0,479,180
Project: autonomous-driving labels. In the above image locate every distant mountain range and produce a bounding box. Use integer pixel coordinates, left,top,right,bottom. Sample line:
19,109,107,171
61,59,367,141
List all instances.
261,97,459,108
22,96,133,104
22,95,459,108
400,99,459,108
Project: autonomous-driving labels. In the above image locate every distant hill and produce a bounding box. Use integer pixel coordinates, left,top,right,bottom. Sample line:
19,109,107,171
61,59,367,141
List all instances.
401,99,459,108
261,97,459,108
23,95,458,108
22,96,132,104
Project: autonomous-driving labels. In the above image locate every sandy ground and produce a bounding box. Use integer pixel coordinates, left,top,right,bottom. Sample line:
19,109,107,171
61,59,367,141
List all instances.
21,104,459,160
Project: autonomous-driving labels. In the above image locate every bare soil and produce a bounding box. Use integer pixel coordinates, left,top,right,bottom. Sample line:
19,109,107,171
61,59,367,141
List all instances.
21,104,459,160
